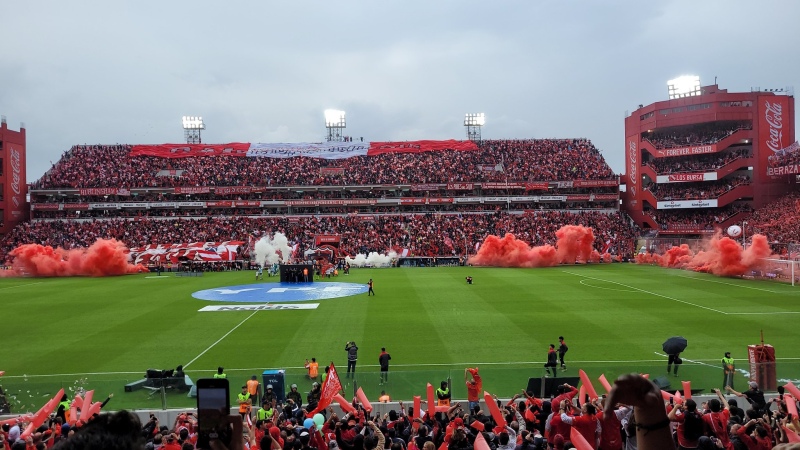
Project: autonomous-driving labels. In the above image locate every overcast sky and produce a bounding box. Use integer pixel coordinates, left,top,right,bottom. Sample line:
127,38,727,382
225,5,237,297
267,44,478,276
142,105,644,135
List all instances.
2,0,798,182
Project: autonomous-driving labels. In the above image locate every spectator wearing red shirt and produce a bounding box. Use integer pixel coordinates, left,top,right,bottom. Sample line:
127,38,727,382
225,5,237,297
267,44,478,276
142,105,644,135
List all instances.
559,401,600,449
667,398,703,450
701,391,731,449
465,368,482,413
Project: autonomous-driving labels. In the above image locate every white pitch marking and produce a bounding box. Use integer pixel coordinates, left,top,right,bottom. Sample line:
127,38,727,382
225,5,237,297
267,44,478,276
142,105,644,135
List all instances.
563,270,728,314
0,282,45,291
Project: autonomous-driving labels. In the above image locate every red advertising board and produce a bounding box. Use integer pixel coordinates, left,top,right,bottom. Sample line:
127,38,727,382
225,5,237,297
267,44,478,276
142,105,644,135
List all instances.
130,143,251,158
525,182,550,190
447,183,474,190
174,186,211,194
5,142,27,223
759,95,793,178
366,140,478,155
215,186,253,195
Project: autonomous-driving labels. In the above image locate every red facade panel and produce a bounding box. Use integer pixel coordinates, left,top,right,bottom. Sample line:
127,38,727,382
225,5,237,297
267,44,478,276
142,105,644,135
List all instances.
1,121,27,233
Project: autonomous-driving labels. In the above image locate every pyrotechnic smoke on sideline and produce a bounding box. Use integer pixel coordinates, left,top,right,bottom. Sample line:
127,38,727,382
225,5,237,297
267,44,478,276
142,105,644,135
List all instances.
3,239,147,277
254,232,292,267
346,251,398,268
635,233,773,276
468,225,598,267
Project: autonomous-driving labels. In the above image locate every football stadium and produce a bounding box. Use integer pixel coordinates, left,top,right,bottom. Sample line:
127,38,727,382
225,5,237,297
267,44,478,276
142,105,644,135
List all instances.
2,5,800,449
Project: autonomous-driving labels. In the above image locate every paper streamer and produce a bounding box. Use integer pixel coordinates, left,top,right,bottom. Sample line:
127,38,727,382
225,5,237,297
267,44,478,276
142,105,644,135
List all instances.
598,374,612,393
356,387,373,412
578,370,599,400
483,391,507,428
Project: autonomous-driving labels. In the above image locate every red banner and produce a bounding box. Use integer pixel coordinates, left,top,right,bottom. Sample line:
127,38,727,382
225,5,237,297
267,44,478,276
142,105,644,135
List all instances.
668,173,704,182
206,201,232,208
482,182,526,189
411,184,441,191
174,186,211,194
285,199,377,206
130,143,251,158
307,363,343,416
525,182,549,190
398,198,454,205
315,235,342,246
366,139,478,155
233,201,260,207
63,203,90,210
572,179,619,187
446,183,474,190
320,167,345,175
653,144,717,158
215,186,253,195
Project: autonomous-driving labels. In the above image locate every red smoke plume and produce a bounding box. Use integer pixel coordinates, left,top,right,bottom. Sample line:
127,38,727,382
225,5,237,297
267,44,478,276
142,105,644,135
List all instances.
635,233,773,277
4,239,147,277
468,225,606,267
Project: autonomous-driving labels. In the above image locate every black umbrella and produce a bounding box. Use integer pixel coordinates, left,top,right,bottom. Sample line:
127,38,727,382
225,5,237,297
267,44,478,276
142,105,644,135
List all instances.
662,336,688,354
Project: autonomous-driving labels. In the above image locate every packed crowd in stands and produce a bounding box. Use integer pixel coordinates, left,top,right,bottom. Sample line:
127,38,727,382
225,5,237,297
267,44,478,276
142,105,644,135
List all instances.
646,176,751,201
0,211,637,262
32,140,615,190
647,203,752,231
748,193,800,245
768,147,800,168
644,148,750,174
4,372,800,450
641,121,751,150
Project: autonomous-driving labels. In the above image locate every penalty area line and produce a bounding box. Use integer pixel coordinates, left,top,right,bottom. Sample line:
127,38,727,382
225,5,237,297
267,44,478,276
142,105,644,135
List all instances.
676,274,797,295
562,270,728,315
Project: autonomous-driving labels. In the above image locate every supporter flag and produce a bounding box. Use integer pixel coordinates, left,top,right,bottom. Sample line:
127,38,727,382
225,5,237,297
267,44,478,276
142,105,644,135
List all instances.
306,363,342,416
401,249,410,257
601,239,612,254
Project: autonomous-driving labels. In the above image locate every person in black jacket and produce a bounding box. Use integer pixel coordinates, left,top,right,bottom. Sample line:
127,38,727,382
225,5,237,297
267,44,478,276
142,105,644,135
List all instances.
345,341,359,378
544,345,558,378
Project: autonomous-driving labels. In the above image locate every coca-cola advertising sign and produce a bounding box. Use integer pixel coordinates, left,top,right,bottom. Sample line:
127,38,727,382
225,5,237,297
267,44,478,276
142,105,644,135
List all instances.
759,95,793,178
627,137,638,198
9,146,23,215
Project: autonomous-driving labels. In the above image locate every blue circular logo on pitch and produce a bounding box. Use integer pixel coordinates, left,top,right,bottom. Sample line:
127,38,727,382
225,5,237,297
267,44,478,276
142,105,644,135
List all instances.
192,282,368,302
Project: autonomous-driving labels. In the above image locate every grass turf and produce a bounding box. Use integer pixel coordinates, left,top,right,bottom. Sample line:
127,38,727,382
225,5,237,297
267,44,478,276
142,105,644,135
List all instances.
1,264,798,412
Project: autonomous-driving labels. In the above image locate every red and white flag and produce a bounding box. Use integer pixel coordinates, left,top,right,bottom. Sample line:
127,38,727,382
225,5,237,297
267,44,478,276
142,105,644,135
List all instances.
307,363,342,416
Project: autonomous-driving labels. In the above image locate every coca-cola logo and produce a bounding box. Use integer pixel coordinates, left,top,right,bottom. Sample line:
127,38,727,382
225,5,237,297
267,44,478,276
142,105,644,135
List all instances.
10,147,22,195
628,140,637,196
764,100,784,153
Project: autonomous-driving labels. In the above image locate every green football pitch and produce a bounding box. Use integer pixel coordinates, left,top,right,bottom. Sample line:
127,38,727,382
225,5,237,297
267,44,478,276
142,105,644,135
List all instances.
1,264,798,412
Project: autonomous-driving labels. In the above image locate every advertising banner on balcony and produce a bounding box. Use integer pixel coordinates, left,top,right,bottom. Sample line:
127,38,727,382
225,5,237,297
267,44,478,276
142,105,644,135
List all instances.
652,144,717,158
247,142,370,159
656,199,719,209
656,172,717,183
759,95,794,178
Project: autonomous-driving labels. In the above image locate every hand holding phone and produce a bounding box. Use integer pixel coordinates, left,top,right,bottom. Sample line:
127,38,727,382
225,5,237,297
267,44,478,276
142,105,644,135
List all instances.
197,378,232,449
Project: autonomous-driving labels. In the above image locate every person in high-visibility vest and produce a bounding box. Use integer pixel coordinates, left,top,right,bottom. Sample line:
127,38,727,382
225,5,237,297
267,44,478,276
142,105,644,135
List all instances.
722,352,735,389
256,400,274,421
247,375,261,405
436,380,451,406
237,385,252,420
305,358,319,380
379,390,391,403
214,367,227,379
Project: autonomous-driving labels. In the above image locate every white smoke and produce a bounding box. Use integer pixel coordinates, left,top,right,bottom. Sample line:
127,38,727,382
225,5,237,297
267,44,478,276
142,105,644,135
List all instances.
254,232,293,267
345,251,398,268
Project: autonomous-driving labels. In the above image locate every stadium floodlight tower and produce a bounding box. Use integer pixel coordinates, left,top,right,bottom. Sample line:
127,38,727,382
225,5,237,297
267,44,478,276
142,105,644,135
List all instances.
182,116,205,144
324,109,346,142
464,113,485,142
667,75,702,99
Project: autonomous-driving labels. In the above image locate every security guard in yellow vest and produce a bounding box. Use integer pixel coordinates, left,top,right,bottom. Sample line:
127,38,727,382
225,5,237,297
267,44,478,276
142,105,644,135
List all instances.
214,367,227,379
237,385,252,420
256,401,274,421
436,380,451,406
722,352,735,389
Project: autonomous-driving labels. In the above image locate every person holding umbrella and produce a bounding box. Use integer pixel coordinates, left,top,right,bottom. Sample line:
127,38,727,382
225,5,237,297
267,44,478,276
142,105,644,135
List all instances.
663,336,687,377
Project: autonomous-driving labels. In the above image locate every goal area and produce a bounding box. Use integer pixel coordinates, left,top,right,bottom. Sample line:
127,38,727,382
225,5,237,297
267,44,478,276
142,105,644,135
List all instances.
750,258,800,286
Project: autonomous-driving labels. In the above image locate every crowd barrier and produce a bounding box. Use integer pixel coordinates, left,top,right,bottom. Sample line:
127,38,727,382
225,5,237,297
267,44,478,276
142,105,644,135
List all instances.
1,361,796,413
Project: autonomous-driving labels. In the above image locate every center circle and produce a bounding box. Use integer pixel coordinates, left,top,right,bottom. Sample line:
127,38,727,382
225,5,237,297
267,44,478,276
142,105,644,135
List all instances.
192,282,368,303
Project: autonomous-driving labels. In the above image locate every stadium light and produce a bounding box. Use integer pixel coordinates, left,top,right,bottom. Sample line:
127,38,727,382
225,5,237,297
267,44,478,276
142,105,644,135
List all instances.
464,113,485,142
667,75,701,99
324,109,346,142
182,116,205,144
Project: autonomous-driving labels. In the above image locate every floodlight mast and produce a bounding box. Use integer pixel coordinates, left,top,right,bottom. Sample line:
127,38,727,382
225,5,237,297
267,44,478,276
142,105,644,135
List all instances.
182,116,205,144
667,75,701,99
324,109,346,142
464,113,485,142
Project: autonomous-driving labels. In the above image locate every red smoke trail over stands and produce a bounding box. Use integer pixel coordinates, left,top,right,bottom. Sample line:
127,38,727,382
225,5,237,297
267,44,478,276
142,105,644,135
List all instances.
4,239,147,277
468,225,600,267
635,233,773,276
